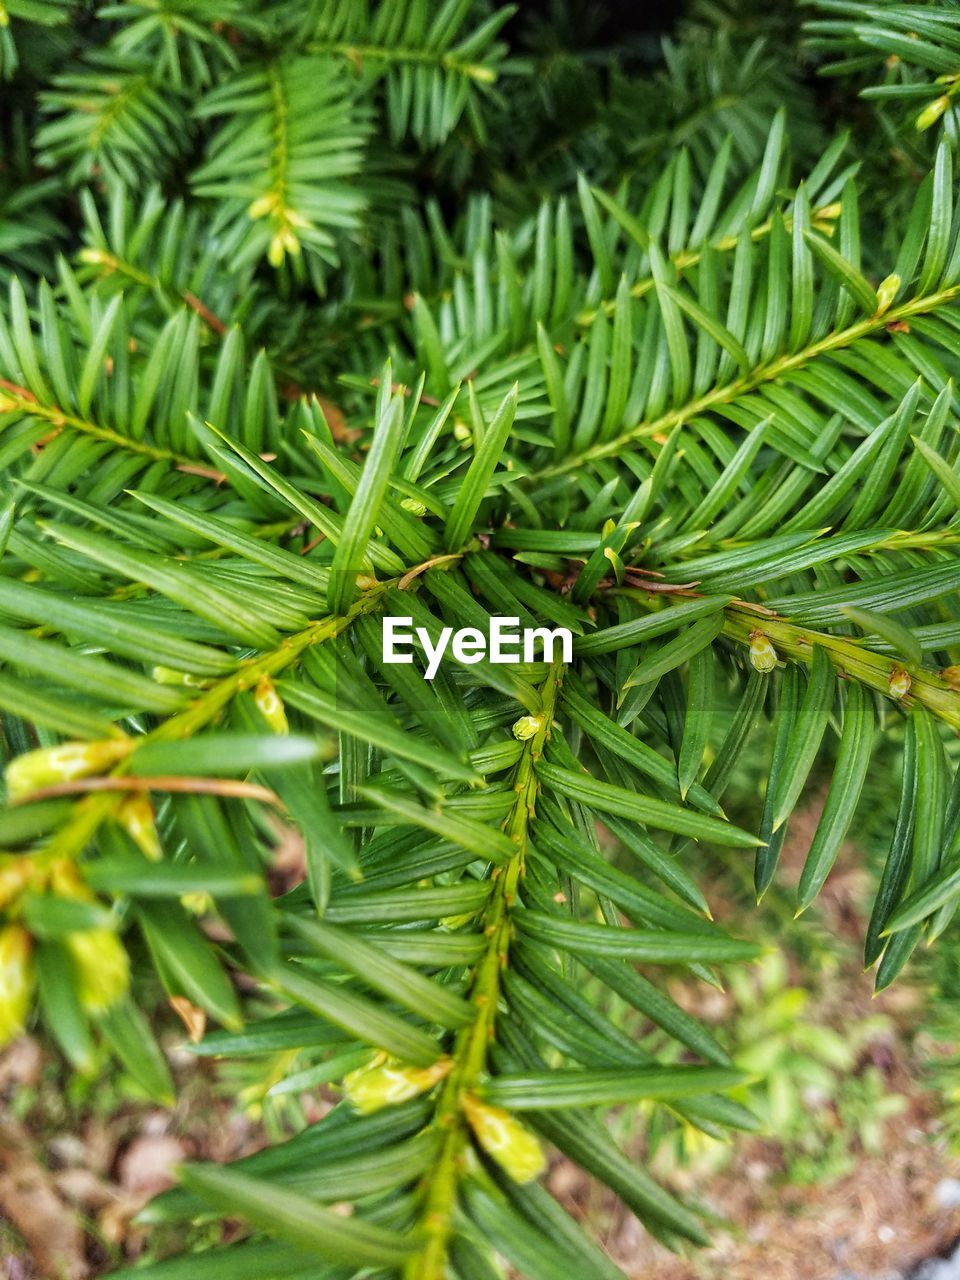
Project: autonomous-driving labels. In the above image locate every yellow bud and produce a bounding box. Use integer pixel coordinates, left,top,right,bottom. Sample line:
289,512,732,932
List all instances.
78,247,111,266
467,63,495,85
180,890,214,915
268,233,287,268
48,858,91,902
5,739,132,801
66,928,129,1014
875,274,901,316
0,857,34,910
116,794,161,861
281,228,302,257
888,667,912,700
400,497,426,517
453,420,472,443
248,192,278,219
343,1054,451,1114
748,630,778,674
941,665,960,690
916,95,950,132
0,924,33,1045
512,715,543,741
355,573,378,591
462,1093,545,1183
254,676,288,734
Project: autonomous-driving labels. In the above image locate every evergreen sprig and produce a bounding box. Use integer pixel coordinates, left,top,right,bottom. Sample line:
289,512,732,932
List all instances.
4,3,960,1277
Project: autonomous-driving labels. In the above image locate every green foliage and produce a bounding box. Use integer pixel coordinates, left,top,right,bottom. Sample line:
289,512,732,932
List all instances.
640,949,905,1188
0,0,72,81
4,2,960,1276
805,0,960,137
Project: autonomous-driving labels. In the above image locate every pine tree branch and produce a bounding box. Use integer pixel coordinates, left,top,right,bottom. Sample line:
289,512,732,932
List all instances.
538,280,960,478
37,577,396,862
78,248,228,335
405,661,563,1280
722,604,960,729
309,38,498,86
575,201,842,328
352,198,840,349
0,383,189,465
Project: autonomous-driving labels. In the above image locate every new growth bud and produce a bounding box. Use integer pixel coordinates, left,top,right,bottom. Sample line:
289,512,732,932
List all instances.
888,667,912,700
343,1054,452,1114
0,924,33,1046
45,861,129,1014
0,857,33,910
116,794,161,861
152,666,211,687
247,192,279,219
268,229,301,268
875,274,901,316
66,928,129,1014
462,1093,545,1183
748,630,778,674
181,891,214,916
78,247,112,266
5,739,132,801
916,95,950,132
254,676,288,734
512,715,543,741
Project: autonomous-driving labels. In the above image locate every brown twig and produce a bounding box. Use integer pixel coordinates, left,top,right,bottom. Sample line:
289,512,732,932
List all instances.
175,464,227,482
0,378,36,403
181,291,227,336
600,575,702,595
623,575,702,593
398,553,462,590
12,777,282,806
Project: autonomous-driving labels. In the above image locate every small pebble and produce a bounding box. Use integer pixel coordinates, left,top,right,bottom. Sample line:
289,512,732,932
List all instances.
936,1179,960,1210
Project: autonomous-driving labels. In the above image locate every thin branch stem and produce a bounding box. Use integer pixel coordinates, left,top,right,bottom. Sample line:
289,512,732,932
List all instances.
309,39,497,84
405,660,563,1280
538,281,960,479
0,383,191,466
11,777,282,805
721,604,960,730
39,575,402,861
78,250,228,335
609,586,960,730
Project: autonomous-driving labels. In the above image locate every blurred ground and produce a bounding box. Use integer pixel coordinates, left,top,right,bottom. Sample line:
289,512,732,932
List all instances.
582,1097,960,1280
0,1032,269,1279
2,1015,959,1280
